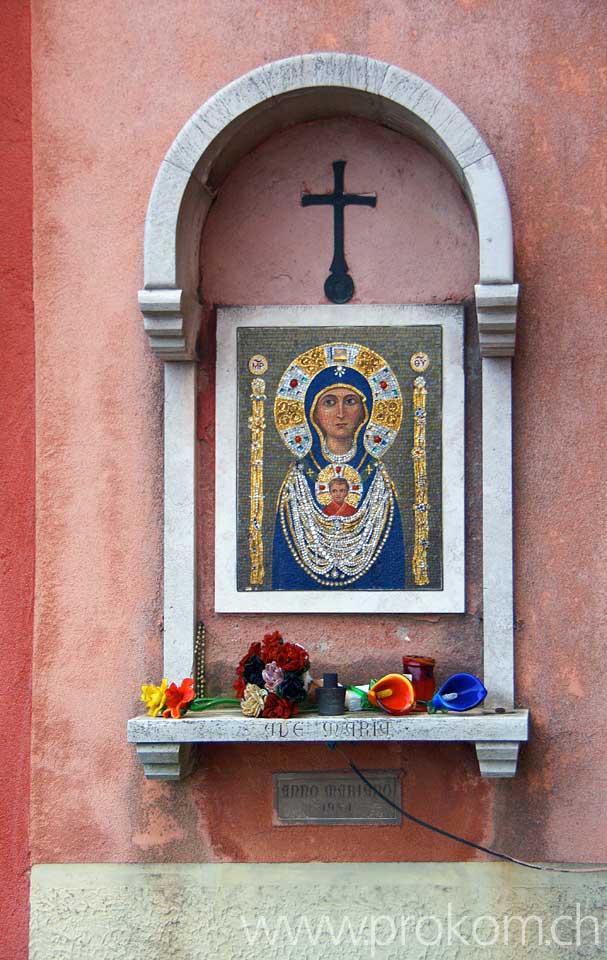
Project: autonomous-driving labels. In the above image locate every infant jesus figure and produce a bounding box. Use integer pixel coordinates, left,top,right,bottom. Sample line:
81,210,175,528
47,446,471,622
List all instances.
321,477,357,518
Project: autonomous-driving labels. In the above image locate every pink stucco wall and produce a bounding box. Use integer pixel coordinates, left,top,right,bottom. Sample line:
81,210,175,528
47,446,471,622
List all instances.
29,0,607,869
1,3,34,957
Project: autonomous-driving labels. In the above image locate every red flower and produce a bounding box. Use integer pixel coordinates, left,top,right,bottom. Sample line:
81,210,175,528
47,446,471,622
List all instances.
234,633,309,699
274,641,309,673
263,693,298,719
261,630,283,662
162,678,195,719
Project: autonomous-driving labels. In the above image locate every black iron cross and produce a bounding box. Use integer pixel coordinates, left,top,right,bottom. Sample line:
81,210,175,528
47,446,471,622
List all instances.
301,160,376,304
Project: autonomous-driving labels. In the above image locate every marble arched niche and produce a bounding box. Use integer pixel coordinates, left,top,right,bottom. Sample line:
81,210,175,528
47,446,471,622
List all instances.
136,55,521,758
140,53,517,361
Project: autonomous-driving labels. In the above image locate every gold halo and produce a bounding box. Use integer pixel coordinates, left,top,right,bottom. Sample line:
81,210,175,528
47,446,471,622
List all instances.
315,464,362,507
274,342,403,459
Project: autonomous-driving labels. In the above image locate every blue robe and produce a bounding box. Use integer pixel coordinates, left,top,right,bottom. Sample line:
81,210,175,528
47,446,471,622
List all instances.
272,359,406,591
272,455,406,590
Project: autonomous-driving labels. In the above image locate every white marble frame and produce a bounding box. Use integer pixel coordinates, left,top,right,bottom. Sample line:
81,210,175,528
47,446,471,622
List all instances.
137,54,520,751
215,304,464,614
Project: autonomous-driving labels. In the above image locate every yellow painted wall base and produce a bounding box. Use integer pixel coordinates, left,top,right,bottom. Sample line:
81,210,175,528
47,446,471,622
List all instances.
30,862,607,959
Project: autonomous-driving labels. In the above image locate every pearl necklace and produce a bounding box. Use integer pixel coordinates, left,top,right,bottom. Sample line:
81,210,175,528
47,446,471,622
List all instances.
320,438,356,464
279,462,394,584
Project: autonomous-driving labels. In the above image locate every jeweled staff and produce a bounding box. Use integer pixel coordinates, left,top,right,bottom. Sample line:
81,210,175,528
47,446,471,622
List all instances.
248,357,267,586
410,352,430,586
301,160,376,304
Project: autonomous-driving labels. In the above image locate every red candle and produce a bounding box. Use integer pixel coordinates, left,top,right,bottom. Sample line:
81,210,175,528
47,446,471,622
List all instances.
402,655,436,710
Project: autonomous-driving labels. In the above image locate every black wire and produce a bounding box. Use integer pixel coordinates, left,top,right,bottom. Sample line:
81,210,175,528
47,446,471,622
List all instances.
328,743,607,874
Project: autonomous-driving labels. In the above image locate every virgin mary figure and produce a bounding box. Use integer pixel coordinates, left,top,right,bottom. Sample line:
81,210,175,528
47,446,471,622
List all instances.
272,342,405,590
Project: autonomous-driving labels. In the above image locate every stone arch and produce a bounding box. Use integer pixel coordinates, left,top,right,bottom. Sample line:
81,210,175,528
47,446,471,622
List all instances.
137,54,520,739
139,53,518,360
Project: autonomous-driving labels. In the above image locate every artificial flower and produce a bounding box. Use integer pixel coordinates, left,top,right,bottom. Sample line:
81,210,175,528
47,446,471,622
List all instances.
242,654,265,687
276,672,307,703
262,660,284,693
162,677,195,719
234,633,310,718
261,630,283,662
262,693,298,719
241,683,267,718
234,641,263,696
236,641,262,674
275,641,309,673
367,674,415,716
140,678,168,717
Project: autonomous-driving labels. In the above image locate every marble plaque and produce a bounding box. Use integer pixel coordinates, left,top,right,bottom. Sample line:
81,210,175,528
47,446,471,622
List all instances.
273,770,401,825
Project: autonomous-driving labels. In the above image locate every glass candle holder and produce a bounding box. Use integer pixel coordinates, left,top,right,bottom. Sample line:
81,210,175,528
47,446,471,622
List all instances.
402,655,436,711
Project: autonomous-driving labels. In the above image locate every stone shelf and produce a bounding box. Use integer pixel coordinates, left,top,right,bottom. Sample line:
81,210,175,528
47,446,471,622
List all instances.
128,708,529,781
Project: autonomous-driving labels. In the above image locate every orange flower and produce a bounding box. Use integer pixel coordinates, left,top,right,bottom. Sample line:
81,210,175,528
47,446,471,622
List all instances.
367,674,416,715
162,678,195,719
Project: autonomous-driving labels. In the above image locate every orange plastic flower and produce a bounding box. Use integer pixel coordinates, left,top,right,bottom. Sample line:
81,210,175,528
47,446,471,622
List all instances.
367,674,416,715
162,678,195,719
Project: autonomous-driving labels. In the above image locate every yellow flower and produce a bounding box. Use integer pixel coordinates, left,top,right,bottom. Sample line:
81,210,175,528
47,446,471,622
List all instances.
141,679,168,717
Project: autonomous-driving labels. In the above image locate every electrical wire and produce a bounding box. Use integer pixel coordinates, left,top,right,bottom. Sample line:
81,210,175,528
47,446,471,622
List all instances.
328,743,607,874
